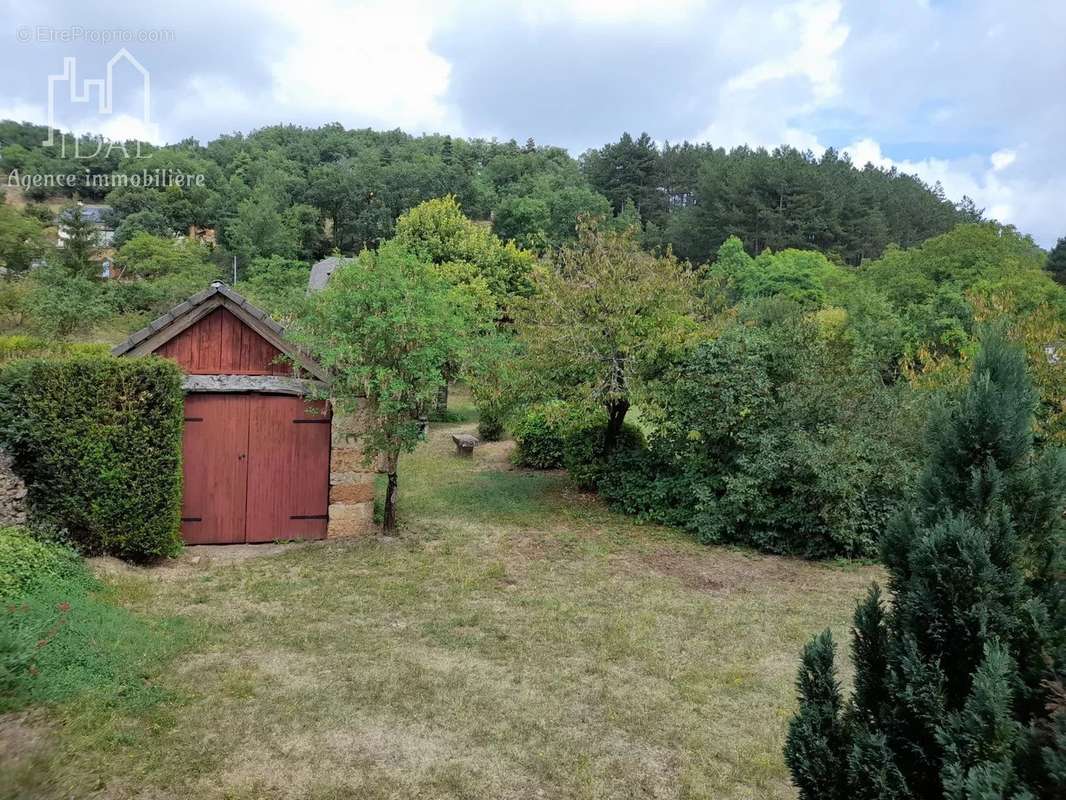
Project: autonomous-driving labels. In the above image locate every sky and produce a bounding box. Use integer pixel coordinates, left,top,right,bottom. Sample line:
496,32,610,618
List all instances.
1,0,1063,246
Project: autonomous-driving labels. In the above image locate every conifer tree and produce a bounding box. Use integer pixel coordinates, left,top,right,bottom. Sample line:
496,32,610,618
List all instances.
786,330,1066,799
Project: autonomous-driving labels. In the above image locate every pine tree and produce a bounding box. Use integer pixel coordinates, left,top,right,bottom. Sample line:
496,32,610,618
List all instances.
57,203,100,278
785,330,1066,799
1047,237,1066,286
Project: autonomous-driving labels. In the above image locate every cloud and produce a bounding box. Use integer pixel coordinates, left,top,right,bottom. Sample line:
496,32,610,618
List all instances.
0,0,1063,244
260,0,458,132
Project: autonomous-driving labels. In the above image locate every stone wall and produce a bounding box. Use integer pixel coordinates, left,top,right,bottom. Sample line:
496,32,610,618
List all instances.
328,401,377,538
0,450,27,527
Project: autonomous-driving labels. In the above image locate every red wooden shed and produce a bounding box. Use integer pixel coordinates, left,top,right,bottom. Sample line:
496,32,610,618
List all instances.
112,282,338,545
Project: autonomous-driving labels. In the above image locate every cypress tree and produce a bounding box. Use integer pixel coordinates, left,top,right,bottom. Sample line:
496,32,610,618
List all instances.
785,330,1066,798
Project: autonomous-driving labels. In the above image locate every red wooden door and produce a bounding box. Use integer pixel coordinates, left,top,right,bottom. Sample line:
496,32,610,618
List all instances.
181,394,249,544
245,396,331,542
180,394,330,544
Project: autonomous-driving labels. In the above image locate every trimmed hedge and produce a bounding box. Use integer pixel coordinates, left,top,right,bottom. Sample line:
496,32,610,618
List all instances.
0,355,184,561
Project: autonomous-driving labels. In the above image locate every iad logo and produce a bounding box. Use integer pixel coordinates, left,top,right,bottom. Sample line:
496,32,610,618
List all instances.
44,48,154,158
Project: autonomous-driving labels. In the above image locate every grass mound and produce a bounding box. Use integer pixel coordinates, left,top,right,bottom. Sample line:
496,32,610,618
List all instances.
1,526,185,713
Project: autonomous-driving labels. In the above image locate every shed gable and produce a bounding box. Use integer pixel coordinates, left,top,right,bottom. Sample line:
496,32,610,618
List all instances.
155,307,292,376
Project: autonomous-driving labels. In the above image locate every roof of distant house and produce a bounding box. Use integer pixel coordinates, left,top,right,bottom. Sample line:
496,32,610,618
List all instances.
308,256,345,293
67,205,112,225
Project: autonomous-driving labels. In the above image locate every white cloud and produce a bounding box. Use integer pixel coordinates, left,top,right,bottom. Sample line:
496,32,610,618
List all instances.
0,100,47,126
514,0,704,26
725,0,849,102
990,149,1016,171
694,0,847,151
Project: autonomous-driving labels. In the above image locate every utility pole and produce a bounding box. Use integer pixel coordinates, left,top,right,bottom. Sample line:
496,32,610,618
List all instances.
232,255,237,285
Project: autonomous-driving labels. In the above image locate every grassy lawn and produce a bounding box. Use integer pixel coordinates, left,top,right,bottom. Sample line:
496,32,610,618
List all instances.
3,389,880,800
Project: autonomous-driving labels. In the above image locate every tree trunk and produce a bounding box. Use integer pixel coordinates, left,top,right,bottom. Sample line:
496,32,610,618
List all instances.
604,398,630,453
435,383,449,417
383,470,399,532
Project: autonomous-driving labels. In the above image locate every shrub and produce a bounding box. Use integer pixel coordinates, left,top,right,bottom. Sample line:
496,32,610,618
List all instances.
602,307,925,559
560,413,643,490
22,268,111,338
0,335,108,366
0,526,92,599
510,401,570,468
0,355,184,561
477,412,505,442
598,445,701,529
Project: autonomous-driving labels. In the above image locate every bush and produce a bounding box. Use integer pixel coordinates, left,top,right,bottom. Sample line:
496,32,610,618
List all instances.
601,308,925,558
0,355,185,561
22,268,111,338
0,335,108,366
0,526,92,599
561,413,643,490
477,412,505,442
598,445,701,528
510,401,569,468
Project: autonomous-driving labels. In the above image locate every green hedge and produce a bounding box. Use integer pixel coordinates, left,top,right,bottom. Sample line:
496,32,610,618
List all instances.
0,355,184,561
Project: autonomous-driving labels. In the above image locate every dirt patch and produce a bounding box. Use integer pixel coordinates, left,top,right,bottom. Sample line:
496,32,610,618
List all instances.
0,711,47,763
89,542,308,581
630,546,874,596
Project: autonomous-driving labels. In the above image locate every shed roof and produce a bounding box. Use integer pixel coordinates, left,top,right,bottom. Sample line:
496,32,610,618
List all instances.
308,256,345,293
112,281,330,383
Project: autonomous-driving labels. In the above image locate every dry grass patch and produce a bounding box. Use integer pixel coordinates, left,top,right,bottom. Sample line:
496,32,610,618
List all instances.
9,389,882,799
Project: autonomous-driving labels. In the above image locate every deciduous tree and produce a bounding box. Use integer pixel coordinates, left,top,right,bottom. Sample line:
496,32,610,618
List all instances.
291,241,484,531
515,220,696,451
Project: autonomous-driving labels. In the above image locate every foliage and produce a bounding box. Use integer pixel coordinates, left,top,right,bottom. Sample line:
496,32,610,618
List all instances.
393,195,535,313
233,255,310,319
55,203,100,278
0,526,90,599
509,401,570,469
0,204,49,275
785,331,1066,798
603,305,923,558
1048,236,1066,285
22,267,111,338
113,232,213,279
463,330,525,441
559,411,644,491
0,355,185,560
703,235,846,308
3,119,976,278
515,221,696,450
291,240,486,529
111,209,172,247
784,630,849,800
0,335,108,365
653,143,968,264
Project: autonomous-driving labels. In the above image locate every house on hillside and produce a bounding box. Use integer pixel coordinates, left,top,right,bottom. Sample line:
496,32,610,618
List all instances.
113,281,374,544
57,203,114,248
